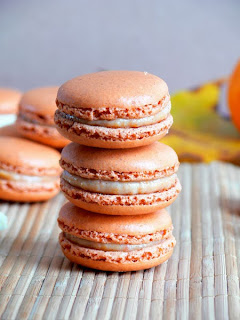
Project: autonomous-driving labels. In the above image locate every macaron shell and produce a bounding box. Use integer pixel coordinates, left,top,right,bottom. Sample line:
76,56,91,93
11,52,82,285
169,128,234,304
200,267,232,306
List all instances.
61,141,178,173
64,193,179,215
56,123,170,149
0,88,21,114
58,202,172,235
0,137,61,175
60,241,173,272
57,71,168,109
0,180,59,202
0,124,21,138
19,87,58,118
16,118,69,148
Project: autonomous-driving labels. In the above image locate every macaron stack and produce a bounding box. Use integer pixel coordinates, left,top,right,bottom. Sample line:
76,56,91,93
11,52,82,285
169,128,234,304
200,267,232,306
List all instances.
55,71,181,272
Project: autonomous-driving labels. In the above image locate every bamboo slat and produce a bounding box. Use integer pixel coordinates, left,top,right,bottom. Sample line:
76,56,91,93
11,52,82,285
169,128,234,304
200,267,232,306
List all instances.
0,162,239,320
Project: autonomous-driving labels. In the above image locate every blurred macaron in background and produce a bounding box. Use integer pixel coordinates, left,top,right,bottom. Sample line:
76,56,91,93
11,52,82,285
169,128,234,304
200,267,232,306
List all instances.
0,136,61,202
0,88,21,128
16,86,70,148
0,124,20,138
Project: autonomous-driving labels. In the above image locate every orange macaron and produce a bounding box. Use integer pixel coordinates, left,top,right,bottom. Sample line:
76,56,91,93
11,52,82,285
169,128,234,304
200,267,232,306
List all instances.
0,88,21,127
0,124,21,137
0,137,61,202
60,142,181,215
58,202,176,272
55,71,173,148
16,87,69,148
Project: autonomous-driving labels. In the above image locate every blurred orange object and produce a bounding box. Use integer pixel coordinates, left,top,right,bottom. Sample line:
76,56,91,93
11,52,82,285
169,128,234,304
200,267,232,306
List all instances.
228,60,240,131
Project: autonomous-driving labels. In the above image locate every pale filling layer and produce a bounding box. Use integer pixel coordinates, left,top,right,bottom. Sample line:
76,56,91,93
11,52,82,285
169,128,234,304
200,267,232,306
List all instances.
62,170,177,195
63,102,171,128
0,169,58,182
65,233,164,252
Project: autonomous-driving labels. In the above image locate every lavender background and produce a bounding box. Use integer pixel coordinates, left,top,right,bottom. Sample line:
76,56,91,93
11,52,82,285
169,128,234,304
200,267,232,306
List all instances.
0,0,240,93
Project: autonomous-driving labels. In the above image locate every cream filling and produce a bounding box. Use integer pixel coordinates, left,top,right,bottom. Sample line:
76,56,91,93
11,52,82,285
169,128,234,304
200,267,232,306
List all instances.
62,170,177,195
64,233,164,252
63,102,171,128
0,169,58,182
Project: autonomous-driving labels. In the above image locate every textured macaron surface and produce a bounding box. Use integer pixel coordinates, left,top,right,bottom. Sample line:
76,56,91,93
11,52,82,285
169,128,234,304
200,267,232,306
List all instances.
0,88,21,114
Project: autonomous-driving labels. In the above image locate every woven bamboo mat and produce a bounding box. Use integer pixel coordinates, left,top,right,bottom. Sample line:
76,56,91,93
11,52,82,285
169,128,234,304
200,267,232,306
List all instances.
0,162,239,320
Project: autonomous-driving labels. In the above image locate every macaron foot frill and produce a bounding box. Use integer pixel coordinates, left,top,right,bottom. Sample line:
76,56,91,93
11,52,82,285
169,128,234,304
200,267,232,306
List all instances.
55,71,173,148
58,203,176,272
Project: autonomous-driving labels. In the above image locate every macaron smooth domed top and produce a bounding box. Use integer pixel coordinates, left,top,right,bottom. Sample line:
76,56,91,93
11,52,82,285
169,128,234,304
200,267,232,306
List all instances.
58,202,172,236
61,141,178,173
0,88,22,114
57,71,168,109
0,137,61,175
19,87,58,120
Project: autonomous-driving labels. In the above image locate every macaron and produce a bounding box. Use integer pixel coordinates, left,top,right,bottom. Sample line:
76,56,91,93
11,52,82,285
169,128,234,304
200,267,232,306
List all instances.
16,87,69,148
58,202,176,272
60,142,181,215
0,137,61,202
55,71,173,148
0,88,21,128
0,124,21,137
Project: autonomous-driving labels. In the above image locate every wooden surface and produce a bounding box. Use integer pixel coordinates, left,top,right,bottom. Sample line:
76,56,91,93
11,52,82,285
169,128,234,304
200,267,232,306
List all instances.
0,162,239,320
